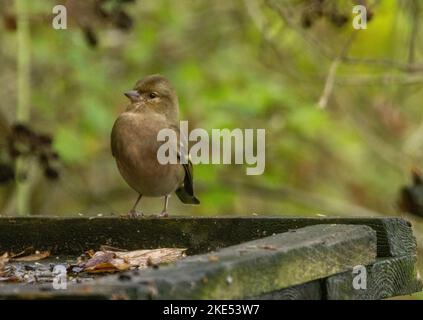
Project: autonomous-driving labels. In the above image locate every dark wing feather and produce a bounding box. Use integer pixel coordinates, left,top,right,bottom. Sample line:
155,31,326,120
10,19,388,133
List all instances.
170,124,200,205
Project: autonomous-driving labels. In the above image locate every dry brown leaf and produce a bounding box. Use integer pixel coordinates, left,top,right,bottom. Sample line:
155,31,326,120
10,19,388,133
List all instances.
85,249,96,258
11,250,50,262
81,248,186,273
10,247,34,259
0,253,19,282
84,261,130,273
0,253,9,275
0,275,21,283
115,248,186,269
83,251,130,273
84,251,115,268
0,252,9,264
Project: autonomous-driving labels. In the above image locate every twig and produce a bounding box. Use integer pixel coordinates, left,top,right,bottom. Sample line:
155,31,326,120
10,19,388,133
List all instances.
317,31,358,109
317,58,341,109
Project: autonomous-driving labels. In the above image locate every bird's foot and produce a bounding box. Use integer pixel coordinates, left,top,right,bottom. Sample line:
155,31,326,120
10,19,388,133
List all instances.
127,210,143,218
156,211,169,218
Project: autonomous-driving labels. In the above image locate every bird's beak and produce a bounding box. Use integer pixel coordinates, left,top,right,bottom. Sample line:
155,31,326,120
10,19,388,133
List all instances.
124,90,141,103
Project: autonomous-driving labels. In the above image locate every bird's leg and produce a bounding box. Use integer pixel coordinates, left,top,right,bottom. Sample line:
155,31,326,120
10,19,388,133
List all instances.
128,194,143,218
158,195,170,218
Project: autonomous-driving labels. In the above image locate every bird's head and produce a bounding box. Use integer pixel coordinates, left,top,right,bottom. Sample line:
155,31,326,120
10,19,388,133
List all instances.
124,74,179,121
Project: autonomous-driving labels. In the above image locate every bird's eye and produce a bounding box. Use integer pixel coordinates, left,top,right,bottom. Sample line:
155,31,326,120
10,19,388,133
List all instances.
149,92,158,99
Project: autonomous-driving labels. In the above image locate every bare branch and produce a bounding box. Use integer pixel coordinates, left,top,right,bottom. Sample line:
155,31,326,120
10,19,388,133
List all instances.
317,31,358,109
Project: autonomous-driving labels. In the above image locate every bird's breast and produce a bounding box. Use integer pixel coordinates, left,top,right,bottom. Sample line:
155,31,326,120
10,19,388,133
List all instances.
111,112,184,196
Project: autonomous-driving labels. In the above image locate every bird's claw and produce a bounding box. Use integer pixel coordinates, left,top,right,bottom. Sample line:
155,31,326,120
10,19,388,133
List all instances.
157,211,169,218
127,210,143,218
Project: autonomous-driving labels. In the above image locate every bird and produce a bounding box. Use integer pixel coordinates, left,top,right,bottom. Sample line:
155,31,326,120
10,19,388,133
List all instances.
398,168,423,218
111,74,200,218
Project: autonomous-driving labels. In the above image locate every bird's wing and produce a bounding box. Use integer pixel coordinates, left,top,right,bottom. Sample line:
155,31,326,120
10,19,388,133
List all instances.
169,124,196,197
110,119,119,158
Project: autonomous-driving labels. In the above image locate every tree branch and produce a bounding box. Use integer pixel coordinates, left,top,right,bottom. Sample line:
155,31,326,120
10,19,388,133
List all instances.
317,31,358,109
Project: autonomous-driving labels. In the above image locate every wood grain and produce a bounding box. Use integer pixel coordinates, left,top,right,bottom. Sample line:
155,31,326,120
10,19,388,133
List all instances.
249,280,322,300
326,255,422,300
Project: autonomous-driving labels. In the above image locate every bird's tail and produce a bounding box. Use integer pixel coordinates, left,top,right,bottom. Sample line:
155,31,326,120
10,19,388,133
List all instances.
175,186,200,205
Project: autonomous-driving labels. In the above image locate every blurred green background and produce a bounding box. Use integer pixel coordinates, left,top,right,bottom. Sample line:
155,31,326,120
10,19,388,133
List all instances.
0,0,423,297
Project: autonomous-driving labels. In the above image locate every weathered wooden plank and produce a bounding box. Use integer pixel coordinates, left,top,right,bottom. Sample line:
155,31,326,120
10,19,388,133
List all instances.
326,255,422,300
248,280,322,300
71,224,377,299
0,216,414,257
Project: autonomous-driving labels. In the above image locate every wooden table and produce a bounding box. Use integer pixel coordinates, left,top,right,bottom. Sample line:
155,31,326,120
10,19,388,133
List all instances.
0,216,421,299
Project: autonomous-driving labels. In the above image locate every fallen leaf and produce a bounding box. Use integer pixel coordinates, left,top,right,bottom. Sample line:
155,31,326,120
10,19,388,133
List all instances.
0,252,9,275
85,249,96,258
81,248,186,273
0,275,21,283
84,251,116,268
84,261,130,273
115,248,186,269
10,247,34,259
0,252,9,264
83,251,130,273
12,251,50,262
0,254,19,281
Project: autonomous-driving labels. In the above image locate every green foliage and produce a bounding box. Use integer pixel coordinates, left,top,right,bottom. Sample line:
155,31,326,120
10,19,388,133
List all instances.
0,0,422,227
